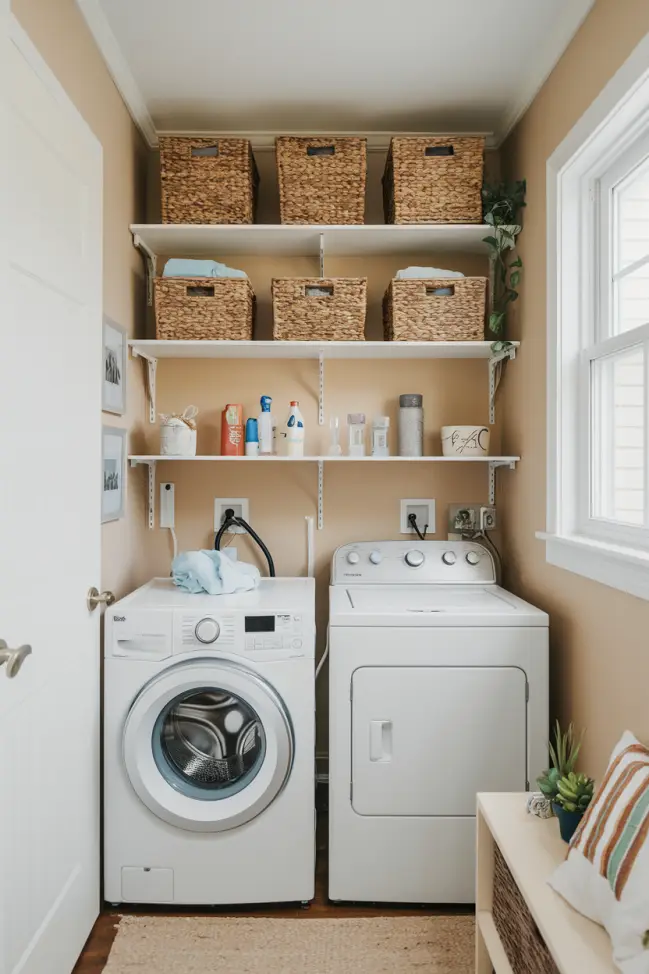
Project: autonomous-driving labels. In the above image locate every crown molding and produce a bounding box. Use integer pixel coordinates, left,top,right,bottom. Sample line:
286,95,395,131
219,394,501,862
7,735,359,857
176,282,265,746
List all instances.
153,130,499,152
495,0,596,146
76,0,158,148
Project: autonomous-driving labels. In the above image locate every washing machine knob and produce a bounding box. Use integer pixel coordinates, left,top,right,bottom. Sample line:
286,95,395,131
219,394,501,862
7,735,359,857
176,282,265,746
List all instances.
442,551,457,566
405,550,425,568
369,550,383,565
466,550,481,566
195,617,221,644
347,551,360,565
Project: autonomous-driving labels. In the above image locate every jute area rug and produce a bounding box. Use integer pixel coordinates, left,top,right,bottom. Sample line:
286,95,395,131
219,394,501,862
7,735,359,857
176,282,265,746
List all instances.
104,914,474,973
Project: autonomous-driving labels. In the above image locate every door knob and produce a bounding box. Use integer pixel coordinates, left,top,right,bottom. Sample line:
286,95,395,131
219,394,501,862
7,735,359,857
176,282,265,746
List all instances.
0,640,32,679
87,587,116,611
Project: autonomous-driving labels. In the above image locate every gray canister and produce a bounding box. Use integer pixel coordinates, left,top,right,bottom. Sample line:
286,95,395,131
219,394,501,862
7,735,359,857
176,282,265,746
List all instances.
398,394,424,456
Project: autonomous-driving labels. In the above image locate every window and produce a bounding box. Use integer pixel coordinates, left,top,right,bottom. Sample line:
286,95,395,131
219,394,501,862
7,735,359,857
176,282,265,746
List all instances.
543,36,649,600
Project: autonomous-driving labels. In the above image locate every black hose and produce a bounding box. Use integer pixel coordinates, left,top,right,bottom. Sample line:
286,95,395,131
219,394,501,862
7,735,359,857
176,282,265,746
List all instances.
214,510,276,577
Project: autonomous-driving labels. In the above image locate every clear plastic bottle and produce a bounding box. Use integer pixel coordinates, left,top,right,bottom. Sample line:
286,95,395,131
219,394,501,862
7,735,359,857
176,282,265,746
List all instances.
347,413,366,457
258,395,274,455
371,416,390,457
328,416,342,456
398,394,423,457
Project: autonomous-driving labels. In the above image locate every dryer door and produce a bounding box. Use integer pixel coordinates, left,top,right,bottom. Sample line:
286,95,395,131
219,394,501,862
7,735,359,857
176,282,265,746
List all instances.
123,659,294,832
351,665,527,816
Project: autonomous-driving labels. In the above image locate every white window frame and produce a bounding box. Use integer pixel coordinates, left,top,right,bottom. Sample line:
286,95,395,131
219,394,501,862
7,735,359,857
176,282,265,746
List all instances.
540,32,649,600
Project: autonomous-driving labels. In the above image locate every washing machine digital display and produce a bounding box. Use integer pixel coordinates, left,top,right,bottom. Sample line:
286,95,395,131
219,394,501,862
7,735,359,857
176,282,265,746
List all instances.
245,616,275,633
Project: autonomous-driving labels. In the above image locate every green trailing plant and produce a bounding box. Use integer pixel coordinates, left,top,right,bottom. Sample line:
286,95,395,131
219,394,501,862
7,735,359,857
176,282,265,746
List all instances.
482,180,526,338
555,772,594,814
537,720,584,802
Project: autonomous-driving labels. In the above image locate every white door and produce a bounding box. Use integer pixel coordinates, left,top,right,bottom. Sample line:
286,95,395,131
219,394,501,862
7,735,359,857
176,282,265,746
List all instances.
0,16,103,974
351,666,527,816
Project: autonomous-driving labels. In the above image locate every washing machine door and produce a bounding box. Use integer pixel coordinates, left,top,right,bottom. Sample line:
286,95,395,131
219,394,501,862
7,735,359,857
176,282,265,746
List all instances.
123,658,294,832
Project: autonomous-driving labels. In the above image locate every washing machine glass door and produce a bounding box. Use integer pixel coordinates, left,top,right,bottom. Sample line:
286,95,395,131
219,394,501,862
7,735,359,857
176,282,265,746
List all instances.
123,659,294,832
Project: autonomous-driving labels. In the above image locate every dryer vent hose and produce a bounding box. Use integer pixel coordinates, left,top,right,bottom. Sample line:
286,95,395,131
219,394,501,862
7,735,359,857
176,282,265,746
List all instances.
214,510,276,577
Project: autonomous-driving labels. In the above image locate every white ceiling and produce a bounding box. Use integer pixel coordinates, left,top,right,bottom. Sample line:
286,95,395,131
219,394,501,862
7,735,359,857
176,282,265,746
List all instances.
78,0,595,147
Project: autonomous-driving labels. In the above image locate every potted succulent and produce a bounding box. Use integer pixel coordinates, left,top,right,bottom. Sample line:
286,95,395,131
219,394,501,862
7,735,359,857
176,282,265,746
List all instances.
554,772,595,843
537,720,584,805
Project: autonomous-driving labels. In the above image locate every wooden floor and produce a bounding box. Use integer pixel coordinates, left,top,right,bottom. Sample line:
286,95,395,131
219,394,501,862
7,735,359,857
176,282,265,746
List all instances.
73,811,471,972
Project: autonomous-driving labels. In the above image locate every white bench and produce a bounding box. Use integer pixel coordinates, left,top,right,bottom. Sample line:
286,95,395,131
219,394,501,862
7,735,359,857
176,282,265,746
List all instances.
476,793,617,974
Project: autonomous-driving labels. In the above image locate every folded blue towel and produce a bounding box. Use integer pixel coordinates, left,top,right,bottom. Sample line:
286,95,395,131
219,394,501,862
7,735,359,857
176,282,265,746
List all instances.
162,258,248,279
172,550,260,595
395,266,465,279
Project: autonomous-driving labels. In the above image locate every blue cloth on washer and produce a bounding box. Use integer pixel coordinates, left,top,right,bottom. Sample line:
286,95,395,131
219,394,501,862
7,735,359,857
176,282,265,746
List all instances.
162,258,248,279
172,550,260,595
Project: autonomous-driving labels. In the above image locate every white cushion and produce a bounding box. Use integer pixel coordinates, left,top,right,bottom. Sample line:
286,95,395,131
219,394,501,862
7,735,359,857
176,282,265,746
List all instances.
549,731,649,974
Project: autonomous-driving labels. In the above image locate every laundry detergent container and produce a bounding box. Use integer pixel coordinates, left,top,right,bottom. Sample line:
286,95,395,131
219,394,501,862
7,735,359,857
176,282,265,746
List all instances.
276,137,366,224
272,278,366,341
383,137,484,224
383,277,486,341
160,137,259,224
154,277,255,340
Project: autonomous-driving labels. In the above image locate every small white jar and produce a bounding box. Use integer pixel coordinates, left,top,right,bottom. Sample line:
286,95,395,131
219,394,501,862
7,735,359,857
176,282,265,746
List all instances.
371,416,390,457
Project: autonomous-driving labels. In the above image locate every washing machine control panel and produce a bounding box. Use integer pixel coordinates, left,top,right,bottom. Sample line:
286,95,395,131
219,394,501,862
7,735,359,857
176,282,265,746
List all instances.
244,613,305,653
332,540,496,584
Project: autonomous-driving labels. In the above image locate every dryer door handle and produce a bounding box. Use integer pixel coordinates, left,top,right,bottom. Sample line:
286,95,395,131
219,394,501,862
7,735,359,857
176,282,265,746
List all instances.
369,720,392,762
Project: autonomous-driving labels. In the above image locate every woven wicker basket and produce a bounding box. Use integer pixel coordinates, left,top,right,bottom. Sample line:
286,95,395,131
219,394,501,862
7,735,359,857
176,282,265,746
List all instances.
383,277,486,341
276,137,366,224
154,278,255,340
493,846,560,974
272,278,367,341
383,137,484,224
160,138,259,224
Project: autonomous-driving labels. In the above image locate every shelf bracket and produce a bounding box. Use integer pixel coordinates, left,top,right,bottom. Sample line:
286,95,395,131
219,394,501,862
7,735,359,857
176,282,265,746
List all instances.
130,458,156,529
319,232,325,278
133,232,157,307
488,345,517,424
318,351,325,426
488,459,516,506
131,347,158,424
318,459,324,530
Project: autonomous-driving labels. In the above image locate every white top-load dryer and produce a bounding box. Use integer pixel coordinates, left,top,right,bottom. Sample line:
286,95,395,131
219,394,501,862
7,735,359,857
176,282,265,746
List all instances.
104,577,315,906
328,540,548,904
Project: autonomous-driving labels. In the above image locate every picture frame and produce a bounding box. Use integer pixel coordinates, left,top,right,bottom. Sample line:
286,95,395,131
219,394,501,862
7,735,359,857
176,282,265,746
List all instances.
102,316,127,415
102,426,126,523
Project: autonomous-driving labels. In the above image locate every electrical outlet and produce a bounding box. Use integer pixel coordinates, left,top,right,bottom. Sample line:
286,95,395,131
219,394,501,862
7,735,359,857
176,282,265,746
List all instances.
159,483,175,528
447,503,479,537
480,506,497,531
400,499,436,535
214,498,249,535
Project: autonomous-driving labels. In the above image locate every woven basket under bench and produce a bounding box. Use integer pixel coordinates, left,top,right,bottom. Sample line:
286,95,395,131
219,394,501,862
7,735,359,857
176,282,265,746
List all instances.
383,277,486,341
383,136,484,224
154,278,255,340
160,137,259,224
276,137,366,224
272,278,367,341
493,845,560,974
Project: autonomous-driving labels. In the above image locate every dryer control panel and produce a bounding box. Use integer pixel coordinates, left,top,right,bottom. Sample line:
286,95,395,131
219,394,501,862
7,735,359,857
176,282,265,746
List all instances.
332,540,496,585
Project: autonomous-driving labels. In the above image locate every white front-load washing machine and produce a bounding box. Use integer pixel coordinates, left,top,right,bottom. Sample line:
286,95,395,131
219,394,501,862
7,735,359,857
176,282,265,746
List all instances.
328,540,549,904
104,577,315,906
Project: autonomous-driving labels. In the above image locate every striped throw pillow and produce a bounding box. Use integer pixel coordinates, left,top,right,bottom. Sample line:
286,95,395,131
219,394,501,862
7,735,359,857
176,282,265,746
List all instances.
549,731,649,974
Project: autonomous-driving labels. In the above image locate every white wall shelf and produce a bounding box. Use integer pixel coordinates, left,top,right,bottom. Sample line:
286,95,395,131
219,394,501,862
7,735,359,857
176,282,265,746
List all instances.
130,340,517,426
129,455,519,529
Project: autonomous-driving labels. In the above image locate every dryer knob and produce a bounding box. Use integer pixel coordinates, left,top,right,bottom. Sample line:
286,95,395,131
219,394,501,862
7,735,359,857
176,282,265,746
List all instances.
369,550,383,565
405,550,425,568
346,551,360,565
442,551,457,566
195,617,221,644
466,550,481,566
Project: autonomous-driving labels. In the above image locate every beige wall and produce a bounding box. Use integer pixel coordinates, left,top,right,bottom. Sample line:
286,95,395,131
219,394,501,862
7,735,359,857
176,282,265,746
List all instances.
12,0,150,598
500,0,649,777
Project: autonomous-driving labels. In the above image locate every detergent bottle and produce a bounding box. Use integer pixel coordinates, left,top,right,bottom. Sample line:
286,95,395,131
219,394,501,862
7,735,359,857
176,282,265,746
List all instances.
281,401,305,457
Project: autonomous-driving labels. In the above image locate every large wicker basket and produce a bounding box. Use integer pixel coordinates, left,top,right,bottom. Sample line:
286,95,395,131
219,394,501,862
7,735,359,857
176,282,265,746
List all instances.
383,277,486,341
383,137,484,224
276,137,366,224
154,278,255,340
272,278,366,341
493,846,560,974
160,138,259,224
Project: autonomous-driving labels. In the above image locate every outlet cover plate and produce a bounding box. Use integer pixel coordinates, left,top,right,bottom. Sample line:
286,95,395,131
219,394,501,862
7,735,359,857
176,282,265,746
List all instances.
214,498,249,534
400,499,436,535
